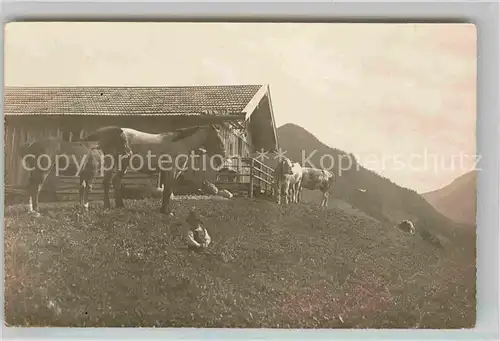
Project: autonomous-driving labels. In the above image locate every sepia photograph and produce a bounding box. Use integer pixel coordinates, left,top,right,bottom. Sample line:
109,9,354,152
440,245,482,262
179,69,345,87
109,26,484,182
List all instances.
3,22,477,328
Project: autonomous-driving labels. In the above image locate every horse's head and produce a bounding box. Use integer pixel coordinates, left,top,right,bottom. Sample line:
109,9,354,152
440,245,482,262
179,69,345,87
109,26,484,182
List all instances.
171,124,224,169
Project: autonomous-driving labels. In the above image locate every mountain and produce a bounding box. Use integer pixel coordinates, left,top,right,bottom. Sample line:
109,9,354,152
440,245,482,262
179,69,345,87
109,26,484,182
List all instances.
422,171,477,226
276,123,474,244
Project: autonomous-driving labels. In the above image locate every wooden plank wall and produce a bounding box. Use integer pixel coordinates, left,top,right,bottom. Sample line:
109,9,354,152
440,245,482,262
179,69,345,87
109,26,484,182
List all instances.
4,123,61,188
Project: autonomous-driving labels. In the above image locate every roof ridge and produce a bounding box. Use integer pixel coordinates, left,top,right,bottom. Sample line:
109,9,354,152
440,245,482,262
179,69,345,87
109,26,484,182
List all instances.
4,84,267,116
4,84,265,89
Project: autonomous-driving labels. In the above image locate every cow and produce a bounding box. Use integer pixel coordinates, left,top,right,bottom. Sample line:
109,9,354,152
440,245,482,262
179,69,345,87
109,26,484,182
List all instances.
274,157,303,205
298,167,335,207
395,220,416,235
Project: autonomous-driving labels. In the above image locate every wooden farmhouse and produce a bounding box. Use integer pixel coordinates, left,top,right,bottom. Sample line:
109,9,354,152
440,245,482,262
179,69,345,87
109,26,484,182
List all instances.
4,85,279,202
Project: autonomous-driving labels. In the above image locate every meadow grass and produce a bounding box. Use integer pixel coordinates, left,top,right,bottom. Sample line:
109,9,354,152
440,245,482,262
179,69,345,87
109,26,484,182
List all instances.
4,198,475,328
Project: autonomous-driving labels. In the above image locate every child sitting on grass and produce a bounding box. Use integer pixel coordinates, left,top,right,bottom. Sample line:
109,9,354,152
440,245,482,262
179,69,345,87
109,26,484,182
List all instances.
185,207,211,251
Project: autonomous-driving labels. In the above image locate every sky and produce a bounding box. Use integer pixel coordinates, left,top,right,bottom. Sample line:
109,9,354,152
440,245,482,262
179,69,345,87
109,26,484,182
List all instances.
4,22,477,193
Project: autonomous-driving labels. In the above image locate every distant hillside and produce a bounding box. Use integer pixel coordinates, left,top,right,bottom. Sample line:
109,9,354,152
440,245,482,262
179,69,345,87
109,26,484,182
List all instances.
422,171,477,226
276,123,472,243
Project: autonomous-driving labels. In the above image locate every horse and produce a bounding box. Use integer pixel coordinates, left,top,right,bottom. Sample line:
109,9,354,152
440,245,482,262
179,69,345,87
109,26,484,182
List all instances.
82,124,225,215
274,157,303,205
17,138,102,217
298,167,335,207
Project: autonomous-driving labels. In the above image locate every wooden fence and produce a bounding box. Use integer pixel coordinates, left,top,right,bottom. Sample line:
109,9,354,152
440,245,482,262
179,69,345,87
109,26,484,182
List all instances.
5,157,276,204
56,171,158,202
54,157,276,200
215,157,275,198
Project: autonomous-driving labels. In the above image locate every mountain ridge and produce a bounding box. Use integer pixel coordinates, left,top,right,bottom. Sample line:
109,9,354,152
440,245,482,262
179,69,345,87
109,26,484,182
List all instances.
422,170,477,226
275,123,474,244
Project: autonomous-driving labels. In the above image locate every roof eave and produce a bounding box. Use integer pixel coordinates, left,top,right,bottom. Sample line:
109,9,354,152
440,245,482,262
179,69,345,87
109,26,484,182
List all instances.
242,85,268,121
264,85,279,151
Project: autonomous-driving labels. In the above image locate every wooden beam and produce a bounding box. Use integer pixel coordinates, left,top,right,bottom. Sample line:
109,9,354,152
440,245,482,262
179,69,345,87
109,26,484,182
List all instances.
195,114,246,122
228,121,246,132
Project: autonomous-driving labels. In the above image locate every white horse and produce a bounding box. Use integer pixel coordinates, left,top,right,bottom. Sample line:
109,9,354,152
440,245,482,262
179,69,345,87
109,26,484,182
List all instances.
274,157,303,204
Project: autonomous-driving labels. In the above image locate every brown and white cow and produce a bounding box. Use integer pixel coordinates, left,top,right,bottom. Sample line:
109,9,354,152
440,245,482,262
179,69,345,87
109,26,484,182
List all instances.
274,157,303,204
298,167,335,207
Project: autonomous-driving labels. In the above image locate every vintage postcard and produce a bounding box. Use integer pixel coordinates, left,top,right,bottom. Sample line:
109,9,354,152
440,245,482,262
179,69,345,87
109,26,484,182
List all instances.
3,22,477,328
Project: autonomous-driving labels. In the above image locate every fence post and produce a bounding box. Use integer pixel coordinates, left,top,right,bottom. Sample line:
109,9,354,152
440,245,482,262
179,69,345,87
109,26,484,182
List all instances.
249,158,254,198
267,165,271,195
156,173,162,190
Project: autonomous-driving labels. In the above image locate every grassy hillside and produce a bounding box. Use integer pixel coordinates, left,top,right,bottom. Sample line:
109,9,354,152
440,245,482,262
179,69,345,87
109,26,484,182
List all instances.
4,198,475,328
423,171,477,226
277,123,474,244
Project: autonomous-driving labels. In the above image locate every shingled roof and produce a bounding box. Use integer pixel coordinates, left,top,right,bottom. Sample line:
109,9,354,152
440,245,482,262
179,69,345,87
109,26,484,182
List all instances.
4,85,265,116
